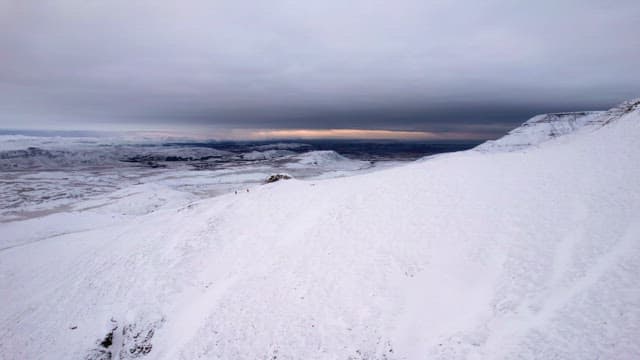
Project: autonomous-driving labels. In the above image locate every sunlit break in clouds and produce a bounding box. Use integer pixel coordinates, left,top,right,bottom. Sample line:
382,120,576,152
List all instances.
249,129,481,141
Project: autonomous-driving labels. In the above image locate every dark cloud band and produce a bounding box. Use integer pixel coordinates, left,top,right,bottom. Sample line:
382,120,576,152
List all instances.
1,0,638,139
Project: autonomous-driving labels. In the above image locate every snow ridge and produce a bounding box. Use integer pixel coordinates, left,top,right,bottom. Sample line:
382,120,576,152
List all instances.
285,150,370,170
476,97,640,152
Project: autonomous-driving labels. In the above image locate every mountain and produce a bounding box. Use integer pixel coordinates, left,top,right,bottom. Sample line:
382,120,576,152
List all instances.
1,99,639,359
476,97,640,152
285,150,371,170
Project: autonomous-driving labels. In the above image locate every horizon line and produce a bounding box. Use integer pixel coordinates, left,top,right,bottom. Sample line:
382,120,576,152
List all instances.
0,127,497,142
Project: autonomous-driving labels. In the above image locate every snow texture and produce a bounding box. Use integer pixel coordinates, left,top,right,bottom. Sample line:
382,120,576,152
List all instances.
1,99,640,359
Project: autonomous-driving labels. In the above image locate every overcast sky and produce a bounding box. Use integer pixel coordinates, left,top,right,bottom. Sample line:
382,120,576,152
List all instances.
1,0,639,139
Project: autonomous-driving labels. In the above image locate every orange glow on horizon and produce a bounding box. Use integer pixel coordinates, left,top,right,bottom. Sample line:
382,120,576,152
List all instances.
125,128,485,141
249,128,474,140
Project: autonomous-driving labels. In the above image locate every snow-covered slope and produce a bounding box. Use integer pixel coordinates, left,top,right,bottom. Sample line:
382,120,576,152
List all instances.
285,150,370,170
475,111,602,152
476,97,640,152
0,145,231,170
1,100,640,359
0,141,381,222
241,149,295,161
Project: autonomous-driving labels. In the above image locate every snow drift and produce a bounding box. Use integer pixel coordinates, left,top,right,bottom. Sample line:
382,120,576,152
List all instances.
1,99,639,359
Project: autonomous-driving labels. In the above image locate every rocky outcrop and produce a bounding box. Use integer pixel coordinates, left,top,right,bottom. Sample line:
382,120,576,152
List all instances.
265,174,292,183
85,316,164,360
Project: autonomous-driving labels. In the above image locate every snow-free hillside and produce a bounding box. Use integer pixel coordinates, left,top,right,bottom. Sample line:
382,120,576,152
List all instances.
1,99,639,359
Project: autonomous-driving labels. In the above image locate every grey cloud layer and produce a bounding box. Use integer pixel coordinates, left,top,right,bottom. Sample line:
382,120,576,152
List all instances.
1,0,639,136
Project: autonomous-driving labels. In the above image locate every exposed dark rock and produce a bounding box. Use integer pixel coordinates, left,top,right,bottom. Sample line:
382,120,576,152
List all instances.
86,316,163,360
100,331,113,348
86,321,118,360
265,174,292,184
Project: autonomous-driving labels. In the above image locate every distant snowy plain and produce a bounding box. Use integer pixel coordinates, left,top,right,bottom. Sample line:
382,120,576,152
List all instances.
1,99,639,359
0,139,383,223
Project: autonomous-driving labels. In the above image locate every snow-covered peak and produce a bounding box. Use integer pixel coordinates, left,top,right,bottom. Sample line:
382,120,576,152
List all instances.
598,97,640,125
292,150,349,165
476,97,640,152
285,150,369,171
475,111,603,152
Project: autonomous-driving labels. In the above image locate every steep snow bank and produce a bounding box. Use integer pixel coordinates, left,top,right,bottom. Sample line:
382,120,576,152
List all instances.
1,100,639,359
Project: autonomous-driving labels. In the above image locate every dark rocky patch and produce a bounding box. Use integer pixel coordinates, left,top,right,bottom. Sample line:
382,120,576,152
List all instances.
265,174,292,184
86,316,164,360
